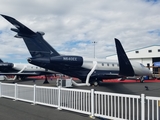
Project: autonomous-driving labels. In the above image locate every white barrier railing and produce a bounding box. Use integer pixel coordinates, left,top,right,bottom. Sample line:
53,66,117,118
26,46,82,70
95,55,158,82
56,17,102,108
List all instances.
145,96,160,120
0,82,160,120
35,86,58,107
94,91,141,120
1,83,15,99
60,87,91,115
17,84,34,102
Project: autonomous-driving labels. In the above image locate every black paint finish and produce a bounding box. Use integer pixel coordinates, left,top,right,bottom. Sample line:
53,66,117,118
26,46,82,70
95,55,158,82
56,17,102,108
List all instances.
0,62,14,72
50,56,83,67
115,38,134,76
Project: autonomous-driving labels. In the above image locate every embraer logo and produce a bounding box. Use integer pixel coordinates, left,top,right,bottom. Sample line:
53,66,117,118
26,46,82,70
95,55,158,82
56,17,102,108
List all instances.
63,57,77,61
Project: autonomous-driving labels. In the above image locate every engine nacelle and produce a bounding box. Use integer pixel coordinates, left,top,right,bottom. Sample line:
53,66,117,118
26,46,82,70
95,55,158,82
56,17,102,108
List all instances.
0,63,14,72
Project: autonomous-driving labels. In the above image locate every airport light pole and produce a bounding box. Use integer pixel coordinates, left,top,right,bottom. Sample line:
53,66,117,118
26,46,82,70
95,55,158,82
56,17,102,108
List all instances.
92,41,97,58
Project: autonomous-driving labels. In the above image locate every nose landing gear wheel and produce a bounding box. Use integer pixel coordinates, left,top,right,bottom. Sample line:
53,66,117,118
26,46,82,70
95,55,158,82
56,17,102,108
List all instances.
90,81,99,86
140,76,144,83
93,81,98,86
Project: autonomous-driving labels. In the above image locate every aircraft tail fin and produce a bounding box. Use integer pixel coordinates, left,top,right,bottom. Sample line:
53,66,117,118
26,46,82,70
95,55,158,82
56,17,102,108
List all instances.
1,14,60,58
0,59,3,63
115,38,134,76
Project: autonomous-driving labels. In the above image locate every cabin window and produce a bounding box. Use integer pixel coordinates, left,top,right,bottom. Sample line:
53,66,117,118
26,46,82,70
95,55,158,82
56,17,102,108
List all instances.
148,50,152,53
158,49,160,52
31,67,33,69
112,64,114,66
135,51,139,53
107,63,109,66
102,63,104,66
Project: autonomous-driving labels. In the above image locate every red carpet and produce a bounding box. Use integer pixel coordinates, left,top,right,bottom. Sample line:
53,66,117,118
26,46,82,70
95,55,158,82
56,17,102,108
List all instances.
103,79,160,83
28,76,160,83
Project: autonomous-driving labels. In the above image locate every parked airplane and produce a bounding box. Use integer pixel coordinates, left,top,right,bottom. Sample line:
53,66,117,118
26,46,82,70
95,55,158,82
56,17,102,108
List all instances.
0,58,57,83
1,14,152,86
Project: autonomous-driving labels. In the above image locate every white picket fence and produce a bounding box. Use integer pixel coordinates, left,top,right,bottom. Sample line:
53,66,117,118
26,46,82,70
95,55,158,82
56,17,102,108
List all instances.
0,82,160,120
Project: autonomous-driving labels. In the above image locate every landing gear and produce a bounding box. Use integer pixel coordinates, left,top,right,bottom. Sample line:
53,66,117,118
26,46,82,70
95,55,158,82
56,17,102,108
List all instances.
43,75,49,84
90,80,100,86
140,76,144,83
19,76,26,81
17,76,26,81
17,76,22,81
93,81,99,86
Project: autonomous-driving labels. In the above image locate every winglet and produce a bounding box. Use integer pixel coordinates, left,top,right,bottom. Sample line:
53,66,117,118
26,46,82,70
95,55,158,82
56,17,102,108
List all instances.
115,38,134,76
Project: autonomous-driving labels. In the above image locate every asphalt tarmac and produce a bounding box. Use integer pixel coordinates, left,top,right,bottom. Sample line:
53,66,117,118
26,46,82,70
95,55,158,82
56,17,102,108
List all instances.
0,79,160,120
0,97,95,120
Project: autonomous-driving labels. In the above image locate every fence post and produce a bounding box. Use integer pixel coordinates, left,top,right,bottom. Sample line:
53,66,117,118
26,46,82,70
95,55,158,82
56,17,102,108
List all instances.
90,89,95,119
14,83,17,101
32,84,36,105
141,94,145,120
0,82,1,98
57,86,62,110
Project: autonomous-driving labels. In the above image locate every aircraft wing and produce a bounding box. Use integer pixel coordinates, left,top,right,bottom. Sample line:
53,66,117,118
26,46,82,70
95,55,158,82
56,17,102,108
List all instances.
92,73,119,78
0,72,40,76
1,14,36,36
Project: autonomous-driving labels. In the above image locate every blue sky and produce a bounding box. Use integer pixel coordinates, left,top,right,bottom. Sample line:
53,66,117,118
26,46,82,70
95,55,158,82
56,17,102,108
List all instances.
63,40,91,50
146,0,159,2
148,29,160,36
0,0,160,63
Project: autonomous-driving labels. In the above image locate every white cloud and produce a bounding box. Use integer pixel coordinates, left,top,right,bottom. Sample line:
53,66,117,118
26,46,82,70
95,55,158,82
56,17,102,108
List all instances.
0,0,160,62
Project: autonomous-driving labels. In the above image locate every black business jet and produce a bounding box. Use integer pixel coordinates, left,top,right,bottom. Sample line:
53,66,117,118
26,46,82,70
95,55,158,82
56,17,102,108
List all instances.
0,14,152,86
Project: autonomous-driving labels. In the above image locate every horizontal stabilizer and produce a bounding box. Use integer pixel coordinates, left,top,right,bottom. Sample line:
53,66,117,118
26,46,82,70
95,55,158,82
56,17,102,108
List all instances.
115,38,134,76
1,14,35,36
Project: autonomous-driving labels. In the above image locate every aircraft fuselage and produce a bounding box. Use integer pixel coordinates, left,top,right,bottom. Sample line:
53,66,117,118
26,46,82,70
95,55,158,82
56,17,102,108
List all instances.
28,55,152,82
